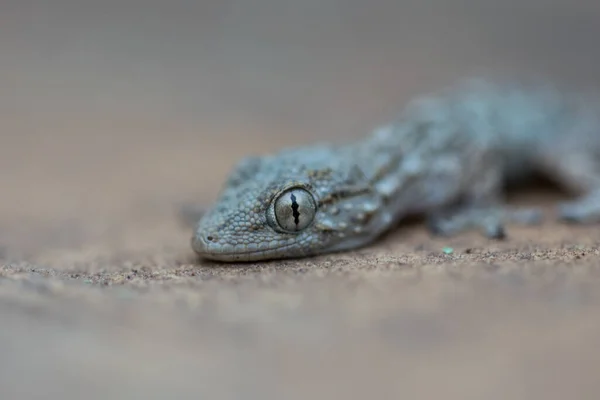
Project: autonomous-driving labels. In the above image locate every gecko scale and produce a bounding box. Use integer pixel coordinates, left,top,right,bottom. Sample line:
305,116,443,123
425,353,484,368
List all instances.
188,78,600,262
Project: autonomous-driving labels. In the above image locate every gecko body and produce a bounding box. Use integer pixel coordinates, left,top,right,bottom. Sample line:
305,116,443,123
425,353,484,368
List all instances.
191,78,600,261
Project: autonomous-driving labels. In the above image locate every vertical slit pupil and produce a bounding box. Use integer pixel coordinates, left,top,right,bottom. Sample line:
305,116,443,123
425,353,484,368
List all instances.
290,193,300,226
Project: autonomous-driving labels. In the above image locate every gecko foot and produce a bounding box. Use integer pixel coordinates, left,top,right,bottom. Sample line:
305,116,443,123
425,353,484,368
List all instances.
557,191,600,224
427,206,543,239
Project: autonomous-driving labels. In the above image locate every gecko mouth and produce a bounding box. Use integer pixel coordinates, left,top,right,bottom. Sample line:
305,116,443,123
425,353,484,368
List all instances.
192,235,307,262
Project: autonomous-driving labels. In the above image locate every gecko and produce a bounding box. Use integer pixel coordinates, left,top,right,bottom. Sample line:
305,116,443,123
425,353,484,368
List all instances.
185,77,600,262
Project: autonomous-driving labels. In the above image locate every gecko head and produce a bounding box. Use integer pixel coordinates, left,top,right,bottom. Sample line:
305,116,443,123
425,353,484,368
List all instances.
192,145,387,262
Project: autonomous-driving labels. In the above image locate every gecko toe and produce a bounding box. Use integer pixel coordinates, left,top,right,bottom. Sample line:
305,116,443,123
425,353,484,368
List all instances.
426,216,460,236
558,208,583,223
558,205,595,224
557,191,600,224
508,208,544,225
483,223,506,239
426,206,523,239
558,199,600,224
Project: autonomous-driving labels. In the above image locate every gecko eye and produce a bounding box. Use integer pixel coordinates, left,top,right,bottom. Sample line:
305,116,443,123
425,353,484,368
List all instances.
272,187,317,232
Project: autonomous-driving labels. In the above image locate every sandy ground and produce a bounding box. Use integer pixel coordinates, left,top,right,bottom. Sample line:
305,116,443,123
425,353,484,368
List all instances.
3,2,600,399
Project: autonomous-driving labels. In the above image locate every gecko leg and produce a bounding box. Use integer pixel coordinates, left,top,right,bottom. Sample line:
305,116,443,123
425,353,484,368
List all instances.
426,166,543,239
542,152,600,223
427,205,543,238
559,190,600,223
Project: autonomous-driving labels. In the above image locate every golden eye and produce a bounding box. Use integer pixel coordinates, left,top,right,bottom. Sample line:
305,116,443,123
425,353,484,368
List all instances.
273,188,316,232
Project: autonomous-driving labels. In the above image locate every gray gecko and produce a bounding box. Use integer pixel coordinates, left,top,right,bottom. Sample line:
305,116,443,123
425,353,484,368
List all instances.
186,78,600,262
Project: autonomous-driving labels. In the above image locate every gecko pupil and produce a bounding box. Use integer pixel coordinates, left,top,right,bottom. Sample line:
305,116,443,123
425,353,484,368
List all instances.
290,193,300,226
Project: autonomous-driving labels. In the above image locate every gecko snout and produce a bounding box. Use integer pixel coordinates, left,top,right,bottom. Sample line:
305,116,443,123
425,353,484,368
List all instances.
192,231,216,258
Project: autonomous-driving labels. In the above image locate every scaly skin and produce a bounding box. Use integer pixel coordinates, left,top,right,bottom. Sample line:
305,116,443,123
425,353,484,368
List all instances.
189,78,600,262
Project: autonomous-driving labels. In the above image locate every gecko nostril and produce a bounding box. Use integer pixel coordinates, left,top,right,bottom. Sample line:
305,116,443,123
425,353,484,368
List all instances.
206,235,215,242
